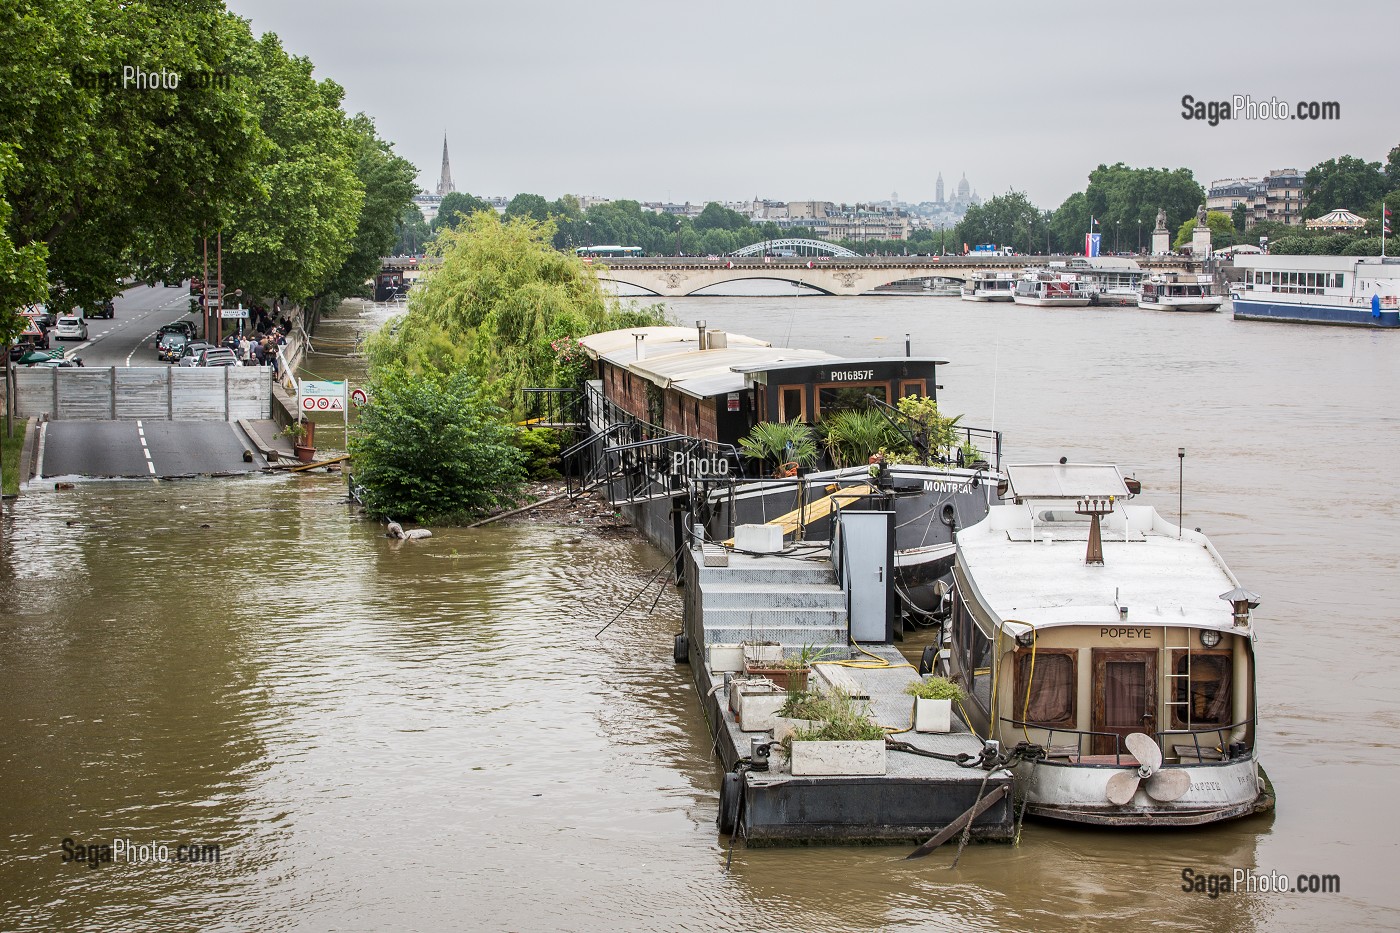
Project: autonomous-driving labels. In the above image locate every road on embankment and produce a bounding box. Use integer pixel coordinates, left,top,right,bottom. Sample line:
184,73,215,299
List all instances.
33,284,269,480
57,283,202,368
39,420,267,479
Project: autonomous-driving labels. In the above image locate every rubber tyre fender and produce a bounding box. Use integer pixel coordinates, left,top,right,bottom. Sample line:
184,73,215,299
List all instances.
673,632,689,664
717,772,742,835
919,644,938,676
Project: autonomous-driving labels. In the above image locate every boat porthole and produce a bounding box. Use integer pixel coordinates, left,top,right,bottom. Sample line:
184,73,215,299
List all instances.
941,504,957,527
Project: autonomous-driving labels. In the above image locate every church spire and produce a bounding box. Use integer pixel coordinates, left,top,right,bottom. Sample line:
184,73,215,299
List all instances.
436,134,455,196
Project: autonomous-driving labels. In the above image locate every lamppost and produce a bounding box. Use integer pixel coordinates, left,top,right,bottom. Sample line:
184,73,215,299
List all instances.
1137,220,1142,254
1114,221,1120,254
1177,447,1185,539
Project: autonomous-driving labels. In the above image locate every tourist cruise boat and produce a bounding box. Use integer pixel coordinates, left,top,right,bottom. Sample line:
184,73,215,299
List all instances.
943,463,1274,826
1230,254,1400,327
1012,271,1091,307
1138,273,1223,312
960,271,1017,301
1066,258,1147,306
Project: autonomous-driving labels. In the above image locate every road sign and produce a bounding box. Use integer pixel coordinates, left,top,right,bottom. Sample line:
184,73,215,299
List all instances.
351,388,368,407
219,307,248,319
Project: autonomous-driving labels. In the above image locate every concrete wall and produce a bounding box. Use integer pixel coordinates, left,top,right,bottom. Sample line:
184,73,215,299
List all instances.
14,366,271,420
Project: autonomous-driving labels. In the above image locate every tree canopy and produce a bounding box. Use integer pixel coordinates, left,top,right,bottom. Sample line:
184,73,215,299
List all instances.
1302,155,1388,219
0,2,415,337
367,212,668,413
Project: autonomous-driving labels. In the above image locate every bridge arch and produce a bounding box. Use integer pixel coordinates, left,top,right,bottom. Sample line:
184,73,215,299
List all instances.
729,238,860,258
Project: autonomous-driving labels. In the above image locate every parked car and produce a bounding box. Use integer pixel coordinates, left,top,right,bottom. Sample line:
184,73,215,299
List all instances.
85,298,115,319
160,320,199,340
157,331,189,362
177,341,212,366
198,347,239,367
52,315,89,341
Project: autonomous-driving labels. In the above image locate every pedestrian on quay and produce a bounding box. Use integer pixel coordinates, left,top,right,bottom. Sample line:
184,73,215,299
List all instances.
253,338,267,367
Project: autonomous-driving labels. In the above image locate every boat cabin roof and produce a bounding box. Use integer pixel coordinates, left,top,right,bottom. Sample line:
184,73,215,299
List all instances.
958,464,1251,637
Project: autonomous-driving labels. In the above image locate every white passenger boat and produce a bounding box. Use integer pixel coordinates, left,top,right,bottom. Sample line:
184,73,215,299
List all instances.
1230,254,1400,328
960,271,1017,301
943,463,1274,826
1138,273,1223,312
1012,271,1090,307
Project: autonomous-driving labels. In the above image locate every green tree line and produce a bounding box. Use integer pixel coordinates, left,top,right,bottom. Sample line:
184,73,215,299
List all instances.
0,0,417,344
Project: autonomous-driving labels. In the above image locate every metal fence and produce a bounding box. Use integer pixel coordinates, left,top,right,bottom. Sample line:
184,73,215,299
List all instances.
13,366,272,421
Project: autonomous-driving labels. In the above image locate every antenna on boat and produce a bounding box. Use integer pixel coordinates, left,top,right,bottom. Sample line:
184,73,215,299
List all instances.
1177,447,1185,539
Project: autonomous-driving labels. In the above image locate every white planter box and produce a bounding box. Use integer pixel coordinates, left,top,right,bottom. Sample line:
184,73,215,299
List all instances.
738,691,788,732
914,697,953,734
708,644,745,673
735,524,783,553
789,739,887,776
742,642,783,665
771,717,817,743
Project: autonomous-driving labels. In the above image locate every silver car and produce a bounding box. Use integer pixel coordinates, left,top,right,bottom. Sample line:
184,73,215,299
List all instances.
52,315,88,341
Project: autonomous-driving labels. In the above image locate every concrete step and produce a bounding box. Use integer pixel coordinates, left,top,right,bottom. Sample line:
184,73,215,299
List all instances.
702,605,847,627
700,583,846,610
703,625,850,652
695,564,837,587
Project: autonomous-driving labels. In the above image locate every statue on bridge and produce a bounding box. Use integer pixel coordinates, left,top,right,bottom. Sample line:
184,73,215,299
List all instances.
1196,203,1208,228
1154,207,1168,232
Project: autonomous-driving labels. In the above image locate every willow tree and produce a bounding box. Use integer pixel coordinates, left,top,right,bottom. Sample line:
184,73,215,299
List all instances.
368,211,668,413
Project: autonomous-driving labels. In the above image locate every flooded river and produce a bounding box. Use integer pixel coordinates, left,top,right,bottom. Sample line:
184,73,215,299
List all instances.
2,295,1396,931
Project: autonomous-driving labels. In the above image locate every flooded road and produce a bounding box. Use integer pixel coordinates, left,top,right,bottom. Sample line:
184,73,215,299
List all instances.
2,295,1396,930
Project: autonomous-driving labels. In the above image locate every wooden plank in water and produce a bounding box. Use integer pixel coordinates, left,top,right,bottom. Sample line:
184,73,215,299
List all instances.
904,783,1010,860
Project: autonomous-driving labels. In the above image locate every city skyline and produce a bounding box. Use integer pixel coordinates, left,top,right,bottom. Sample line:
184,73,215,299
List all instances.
226,0,1397,210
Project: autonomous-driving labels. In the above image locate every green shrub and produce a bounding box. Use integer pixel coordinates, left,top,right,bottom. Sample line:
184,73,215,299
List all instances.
349,362,527,523
738,420,820,474
513,427,562,480
819,409,906,468
784,689,885,746
905,676,965,702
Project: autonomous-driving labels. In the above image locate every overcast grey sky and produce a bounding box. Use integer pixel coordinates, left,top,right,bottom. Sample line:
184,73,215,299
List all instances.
225,0,1397,209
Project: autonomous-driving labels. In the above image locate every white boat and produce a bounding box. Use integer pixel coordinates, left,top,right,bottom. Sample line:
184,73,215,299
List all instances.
943,463,1274,827
1230,254,1400,328
1138,273,1223,312
1067,258,1146,306
960,271,1017,301
1012,271,1090,307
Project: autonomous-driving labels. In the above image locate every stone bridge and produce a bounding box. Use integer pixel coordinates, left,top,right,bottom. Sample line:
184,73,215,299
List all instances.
589,256,1201,297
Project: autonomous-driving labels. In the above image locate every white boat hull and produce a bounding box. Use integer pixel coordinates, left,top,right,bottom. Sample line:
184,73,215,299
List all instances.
1012,296,1091,307
1012,754,1268,826
1139,298,1224,312
960,291,1014,301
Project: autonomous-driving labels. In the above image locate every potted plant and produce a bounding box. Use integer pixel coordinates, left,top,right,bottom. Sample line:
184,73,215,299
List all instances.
743,644,835,692
280,420,316,462
785,689,887,776
771,689,827,742
905,675,965,734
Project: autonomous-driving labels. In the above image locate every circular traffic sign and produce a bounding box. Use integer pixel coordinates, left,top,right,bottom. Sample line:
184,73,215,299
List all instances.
316,397,330,410
351,388,368,407
301,397,316,410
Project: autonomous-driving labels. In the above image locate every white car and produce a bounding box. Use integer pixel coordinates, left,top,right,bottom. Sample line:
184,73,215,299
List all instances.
52,315,88,341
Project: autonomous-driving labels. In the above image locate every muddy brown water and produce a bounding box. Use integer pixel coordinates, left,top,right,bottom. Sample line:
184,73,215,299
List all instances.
1,296,1395,931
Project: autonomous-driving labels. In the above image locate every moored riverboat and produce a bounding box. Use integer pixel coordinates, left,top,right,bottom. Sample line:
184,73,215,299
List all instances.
943,463,1274,826
960,271,1017,301
1230,254,1400,327
1138,273,1223,312
1012,271,1091,307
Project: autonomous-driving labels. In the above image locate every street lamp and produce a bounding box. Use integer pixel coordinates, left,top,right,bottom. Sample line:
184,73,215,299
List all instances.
1177,447,1185,539
1114,221,1120,254
1137,220,1142,254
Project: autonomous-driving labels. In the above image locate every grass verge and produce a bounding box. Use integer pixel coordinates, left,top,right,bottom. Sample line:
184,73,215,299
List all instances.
2,419,29,495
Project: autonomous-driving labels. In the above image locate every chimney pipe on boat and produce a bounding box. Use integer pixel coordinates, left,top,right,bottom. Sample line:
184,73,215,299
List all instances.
696,320,707,350
1075,496,1113,565
633,332,646,360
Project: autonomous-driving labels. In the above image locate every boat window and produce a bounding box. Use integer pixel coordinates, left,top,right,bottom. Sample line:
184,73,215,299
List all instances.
899,379,926,399
1171,650,1233,728
1014,648,1076,727
780,386,805,422
817,383,887,417
1334,274,1345,288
